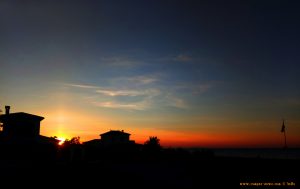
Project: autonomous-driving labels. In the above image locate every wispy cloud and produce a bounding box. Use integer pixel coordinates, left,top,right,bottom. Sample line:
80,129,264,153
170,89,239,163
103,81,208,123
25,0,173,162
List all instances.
64,83,160,97
166,95,188,109
92,99,150,110
65,82,161,110
110,74,161,87
96,89,141,97
64,83,100,89
127,76,158,85
96,88,160,97
62,81,197,110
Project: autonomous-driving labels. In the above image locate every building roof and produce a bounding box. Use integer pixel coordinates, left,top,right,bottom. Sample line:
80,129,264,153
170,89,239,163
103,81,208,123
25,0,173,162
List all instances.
100,130,130,136
0,112,44,122
39,135,60,144
83,139,101,145
0,134,59,144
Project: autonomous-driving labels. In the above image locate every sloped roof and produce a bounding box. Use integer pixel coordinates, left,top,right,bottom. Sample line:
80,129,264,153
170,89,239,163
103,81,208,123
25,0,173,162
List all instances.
83,139,101,145
100,130,130,136
38,135,59,144
0,112,44,122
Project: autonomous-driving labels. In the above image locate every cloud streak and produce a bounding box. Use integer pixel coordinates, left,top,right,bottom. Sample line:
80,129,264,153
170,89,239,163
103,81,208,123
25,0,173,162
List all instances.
65,82,161,110
127,76,158,85
64,83,100,89
63,80,207,110
96,88,160,97
93,101,147,110
110,74,161,87
166,95,188,109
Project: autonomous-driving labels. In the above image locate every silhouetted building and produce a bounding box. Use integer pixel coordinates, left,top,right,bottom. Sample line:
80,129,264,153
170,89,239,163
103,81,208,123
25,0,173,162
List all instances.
0,106,59,160
83,130,139,161
84,130,135,147
100,130,133,145
0,106,44,138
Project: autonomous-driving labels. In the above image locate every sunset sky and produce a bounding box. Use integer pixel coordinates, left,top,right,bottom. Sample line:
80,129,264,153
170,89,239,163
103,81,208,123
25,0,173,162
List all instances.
1,0,299,147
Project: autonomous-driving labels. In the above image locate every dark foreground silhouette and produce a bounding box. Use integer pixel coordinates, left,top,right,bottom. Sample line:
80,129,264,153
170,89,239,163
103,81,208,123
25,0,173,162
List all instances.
0,107,298,188
0,147,298,189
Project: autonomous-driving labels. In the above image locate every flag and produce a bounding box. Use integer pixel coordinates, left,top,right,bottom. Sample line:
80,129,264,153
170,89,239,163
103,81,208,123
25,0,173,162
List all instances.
281,120,285,133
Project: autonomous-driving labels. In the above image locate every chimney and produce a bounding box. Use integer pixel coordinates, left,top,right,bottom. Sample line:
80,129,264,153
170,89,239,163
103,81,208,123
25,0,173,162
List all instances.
5,106,10,115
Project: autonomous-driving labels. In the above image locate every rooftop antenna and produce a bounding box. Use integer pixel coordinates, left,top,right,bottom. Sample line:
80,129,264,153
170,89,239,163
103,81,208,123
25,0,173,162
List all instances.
5,106,10,115
0,108,2,131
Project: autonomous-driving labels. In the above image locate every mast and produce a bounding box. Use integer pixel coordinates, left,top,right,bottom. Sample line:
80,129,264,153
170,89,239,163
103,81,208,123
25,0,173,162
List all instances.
281,119,287,149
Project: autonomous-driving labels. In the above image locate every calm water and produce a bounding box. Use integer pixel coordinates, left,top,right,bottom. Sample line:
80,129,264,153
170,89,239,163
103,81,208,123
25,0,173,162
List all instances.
190,148,300,160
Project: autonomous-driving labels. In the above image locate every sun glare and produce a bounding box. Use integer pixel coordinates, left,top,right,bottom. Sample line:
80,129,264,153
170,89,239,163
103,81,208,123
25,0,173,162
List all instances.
57,137,66,145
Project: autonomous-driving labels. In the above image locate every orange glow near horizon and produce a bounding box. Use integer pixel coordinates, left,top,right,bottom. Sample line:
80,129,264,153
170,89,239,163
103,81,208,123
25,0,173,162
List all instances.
131,130,285,148
33,108,300,148
41,122,300,148
41,125,300,148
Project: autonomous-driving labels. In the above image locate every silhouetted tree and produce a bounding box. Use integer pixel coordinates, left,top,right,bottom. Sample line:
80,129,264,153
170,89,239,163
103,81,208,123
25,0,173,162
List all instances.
50,136,57,140
64,136,81,146
144,136,161,153
59,136,82,162
70,136,80,145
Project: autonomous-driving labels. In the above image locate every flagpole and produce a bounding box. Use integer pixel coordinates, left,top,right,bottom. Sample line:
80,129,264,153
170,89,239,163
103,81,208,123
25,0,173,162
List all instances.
281,119,287,149
283,129,287,149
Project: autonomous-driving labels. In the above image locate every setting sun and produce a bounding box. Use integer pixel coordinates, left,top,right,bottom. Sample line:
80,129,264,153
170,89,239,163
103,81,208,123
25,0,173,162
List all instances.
57,137,66,145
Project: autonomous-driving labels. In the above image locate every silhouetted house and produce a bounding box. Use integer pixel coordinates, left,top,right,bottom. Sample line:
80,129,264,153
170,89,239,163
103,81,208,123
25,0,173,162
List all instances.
83,130,139,160
0,106,44,138
0,106,59,160
84,130,135,147
100,130,133,145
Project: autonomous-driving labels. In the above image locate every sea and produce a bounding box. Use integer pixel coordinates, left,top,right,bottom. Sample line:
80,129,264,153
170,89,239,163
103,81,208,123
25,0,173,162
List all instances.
189,148,300,160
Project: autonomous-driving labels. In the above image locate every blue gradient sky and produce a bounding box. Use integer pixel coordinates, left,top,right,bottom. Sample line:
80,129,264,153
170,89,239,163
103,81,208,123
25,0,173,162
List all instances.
1,0,299,147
